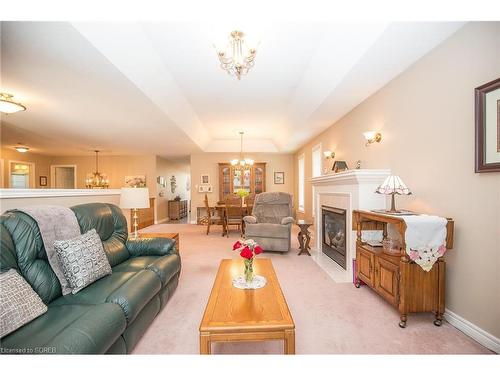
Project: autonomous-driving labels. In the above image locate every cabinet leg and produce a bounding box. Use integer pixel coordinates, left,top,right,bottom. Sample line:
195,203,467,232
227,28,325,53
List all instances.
354,277,361,288
399,314,407,328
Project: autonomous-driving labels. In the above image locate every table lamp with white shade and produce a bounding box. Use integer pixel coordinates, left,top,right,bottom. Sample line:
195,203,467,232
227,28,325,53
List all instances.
375,175,412,214
120,187,150,239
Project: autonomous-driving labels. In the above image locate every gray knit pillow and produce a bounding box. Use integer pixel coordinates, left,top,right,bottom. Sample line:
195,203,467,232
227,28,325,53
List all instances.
0,269,48,338
54,229,112,294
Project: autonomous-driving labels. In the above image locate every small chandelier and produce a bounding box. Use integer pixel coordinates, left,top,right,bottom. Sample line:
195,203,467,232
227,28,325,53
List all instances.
85,150,109,189
231,132,254,170
0,93,26,114
216,30,256,80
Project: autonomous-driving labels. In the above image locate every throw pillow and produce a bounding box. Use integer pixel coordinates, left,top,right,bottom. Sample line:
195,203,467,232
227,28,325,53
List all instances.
54,229,112,294
0,269,48,338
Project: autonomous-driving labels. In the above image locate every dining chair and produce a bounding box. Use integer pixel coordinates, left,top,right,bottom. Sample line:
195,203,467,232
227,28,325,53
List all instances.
204,194,222,235
224,194,244,237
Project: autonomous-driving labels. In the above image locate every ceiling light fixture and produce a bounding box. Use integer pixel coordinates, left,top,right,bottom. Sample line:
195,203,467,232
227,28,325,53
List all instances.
231,132,254,170
216,30,257,80
0,93,27,114
85,150,109,189
14,145,30,153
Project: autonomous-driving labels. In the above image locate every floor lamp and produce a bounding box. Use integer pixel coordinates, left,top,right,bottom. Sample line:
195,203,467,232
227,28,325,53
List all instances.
120,187,150,239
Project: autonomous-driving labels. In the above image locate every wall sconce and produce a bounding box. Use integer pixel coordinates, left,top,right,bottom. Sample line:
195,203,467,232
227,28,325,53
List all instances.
323,150,335,159
363,131,382,146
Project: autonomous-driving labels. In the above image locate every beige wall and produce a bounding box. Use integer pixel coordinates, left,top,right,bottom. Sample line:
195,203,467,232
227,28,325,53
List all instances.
294,22,500,337
50,154,157,190
190,152,294,221
1,148,53,188
156,156,190,222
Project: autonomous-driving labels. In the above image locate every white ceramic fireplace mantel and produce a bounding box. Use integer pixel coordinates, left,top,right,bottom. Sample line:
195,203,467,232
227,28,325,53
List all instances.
310,169,391,282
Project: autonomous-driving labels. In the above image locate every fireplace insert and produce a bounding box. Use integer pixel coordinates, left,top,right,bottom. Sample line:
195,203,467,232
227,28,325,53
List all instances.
322,206,347,269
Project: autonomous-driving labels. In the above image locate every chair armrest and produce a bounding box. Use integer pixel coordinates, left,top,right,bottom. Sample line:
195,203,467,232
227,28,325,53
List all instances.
281,217,295,225
243,215,258,224
126,237,177,257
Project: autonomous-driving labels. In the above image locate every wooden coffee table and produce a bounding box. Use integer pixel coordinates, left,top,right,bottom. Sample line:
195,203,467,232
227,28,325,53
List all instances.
199,258,295,354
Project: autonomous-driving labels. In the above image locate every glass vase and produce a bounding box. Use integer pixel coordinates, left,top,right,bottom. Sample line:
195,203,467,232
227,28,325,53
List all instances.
244,258,254,283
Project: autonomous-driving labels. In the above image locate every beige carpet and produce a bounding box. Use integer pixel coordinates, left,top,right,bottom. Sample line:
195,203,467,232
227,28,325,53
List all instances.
132,223,491,354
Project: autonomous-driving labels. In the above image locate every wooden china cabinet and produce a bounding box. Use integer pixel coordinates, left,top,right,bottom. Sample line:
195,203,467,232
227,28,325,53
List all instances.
218,163,266,201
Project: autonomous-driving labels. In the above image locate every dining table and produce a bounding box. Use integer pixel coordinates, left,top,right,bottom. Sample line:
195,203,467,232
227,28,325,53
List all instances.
213,204,251,237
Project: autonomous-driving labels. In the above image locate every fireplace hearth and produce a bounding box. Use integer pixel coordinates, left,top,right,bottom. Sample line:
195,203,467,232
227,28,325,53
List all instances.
322,206,347,269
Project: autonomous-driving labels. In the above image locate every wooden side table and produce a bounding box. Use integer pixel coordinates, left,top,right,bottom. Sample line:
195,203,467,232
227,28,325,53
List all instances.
296,220,313,256
138,232,179,252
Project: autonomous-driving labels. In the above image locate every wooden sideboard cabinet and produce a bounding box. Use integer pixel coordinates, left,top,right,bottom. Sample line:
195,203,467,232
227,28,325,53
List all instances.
168,199,188,220
353,210,454,328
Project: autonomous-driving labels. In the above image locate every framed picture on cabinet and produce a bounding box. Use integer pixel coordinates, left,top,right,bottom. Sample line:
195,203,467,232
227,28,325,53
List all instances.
200,174,210,185
274,171,284,184
475,77,500,172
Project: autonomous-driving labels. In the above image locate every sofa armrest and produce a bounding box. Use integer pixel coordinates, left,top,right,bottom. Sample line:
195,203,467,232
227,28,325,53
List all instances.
281,217,295,225
126,237,177,257
243,215,258,224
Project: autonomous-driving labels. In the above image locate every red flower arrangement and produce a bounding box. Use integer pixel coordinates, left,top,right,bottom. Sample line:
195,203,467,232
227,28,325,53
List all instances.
233,239,263,282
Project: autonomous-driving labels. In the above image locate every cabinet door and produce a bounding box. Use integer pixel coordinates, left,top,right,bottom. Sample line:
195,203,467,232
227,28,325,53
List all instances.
253,163,266,194
375,258,399,307
219,164,231,201
357,248,374,287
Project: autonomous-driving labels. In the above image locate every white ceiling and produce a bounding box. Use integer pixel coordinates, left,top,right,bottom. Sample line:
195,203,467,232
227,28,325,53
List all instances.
1,21,465,157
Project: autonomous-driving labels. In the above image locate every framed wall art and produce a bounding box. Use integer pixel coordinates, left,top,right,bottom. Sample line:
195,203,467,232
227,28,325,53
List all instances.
200,174,210,185
274,171,284,184
475,77,500,172
125,175,146,187
39,176,48,187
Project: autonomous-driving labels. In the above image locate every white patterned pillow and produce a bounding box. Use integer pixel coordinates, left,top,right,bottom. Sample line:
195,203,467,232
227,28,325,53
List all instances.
54,229,112,294
0,269,48,338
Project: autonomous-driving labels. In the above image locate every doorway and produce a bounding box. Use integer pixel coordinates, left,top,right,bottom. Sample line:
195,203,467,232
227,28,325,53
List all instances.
8,161,36,188
50,165,77,189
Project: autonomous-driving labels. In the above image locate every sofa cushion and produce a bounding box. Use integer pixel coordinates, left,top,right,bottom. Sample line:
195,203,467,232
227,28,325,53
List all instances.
54,229,112,294
112,255,181,287
50,269,161,325
245,223,290,239
71,203,129,267
50,271,137,306
0,212,62,304
0,269,48,338
106,269,161,324
112,256,158,273
0,303,126,354
147,254,181,287
0,223,18,272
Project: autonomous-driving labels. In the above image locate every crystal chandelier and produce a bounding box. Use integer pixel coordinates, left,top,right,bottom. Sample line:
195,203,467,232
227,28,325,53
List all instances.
85,150,109,189
216,30,257,80
231,132,254,170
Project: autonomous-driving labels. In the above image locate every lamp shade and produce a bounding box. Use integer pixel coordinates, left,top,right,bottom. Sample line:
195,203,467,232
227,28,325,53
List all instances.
119,187,150,209
375,175,411,195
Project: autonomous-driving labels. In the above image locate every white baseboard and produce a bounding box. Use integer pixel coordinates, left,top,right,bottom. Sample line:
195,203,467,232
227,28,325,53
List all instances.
189,220,197,224
444,309,500,353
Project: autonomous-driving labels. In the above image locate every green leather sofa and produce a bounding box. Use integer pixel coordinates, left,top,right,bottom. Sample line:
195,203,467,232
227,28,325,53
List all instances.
0,203,181,354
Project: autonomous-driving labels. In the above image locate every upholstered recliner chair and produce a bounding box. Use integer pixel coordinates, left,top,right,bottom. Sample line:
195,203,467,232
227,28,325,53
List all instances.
243,192,294,252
